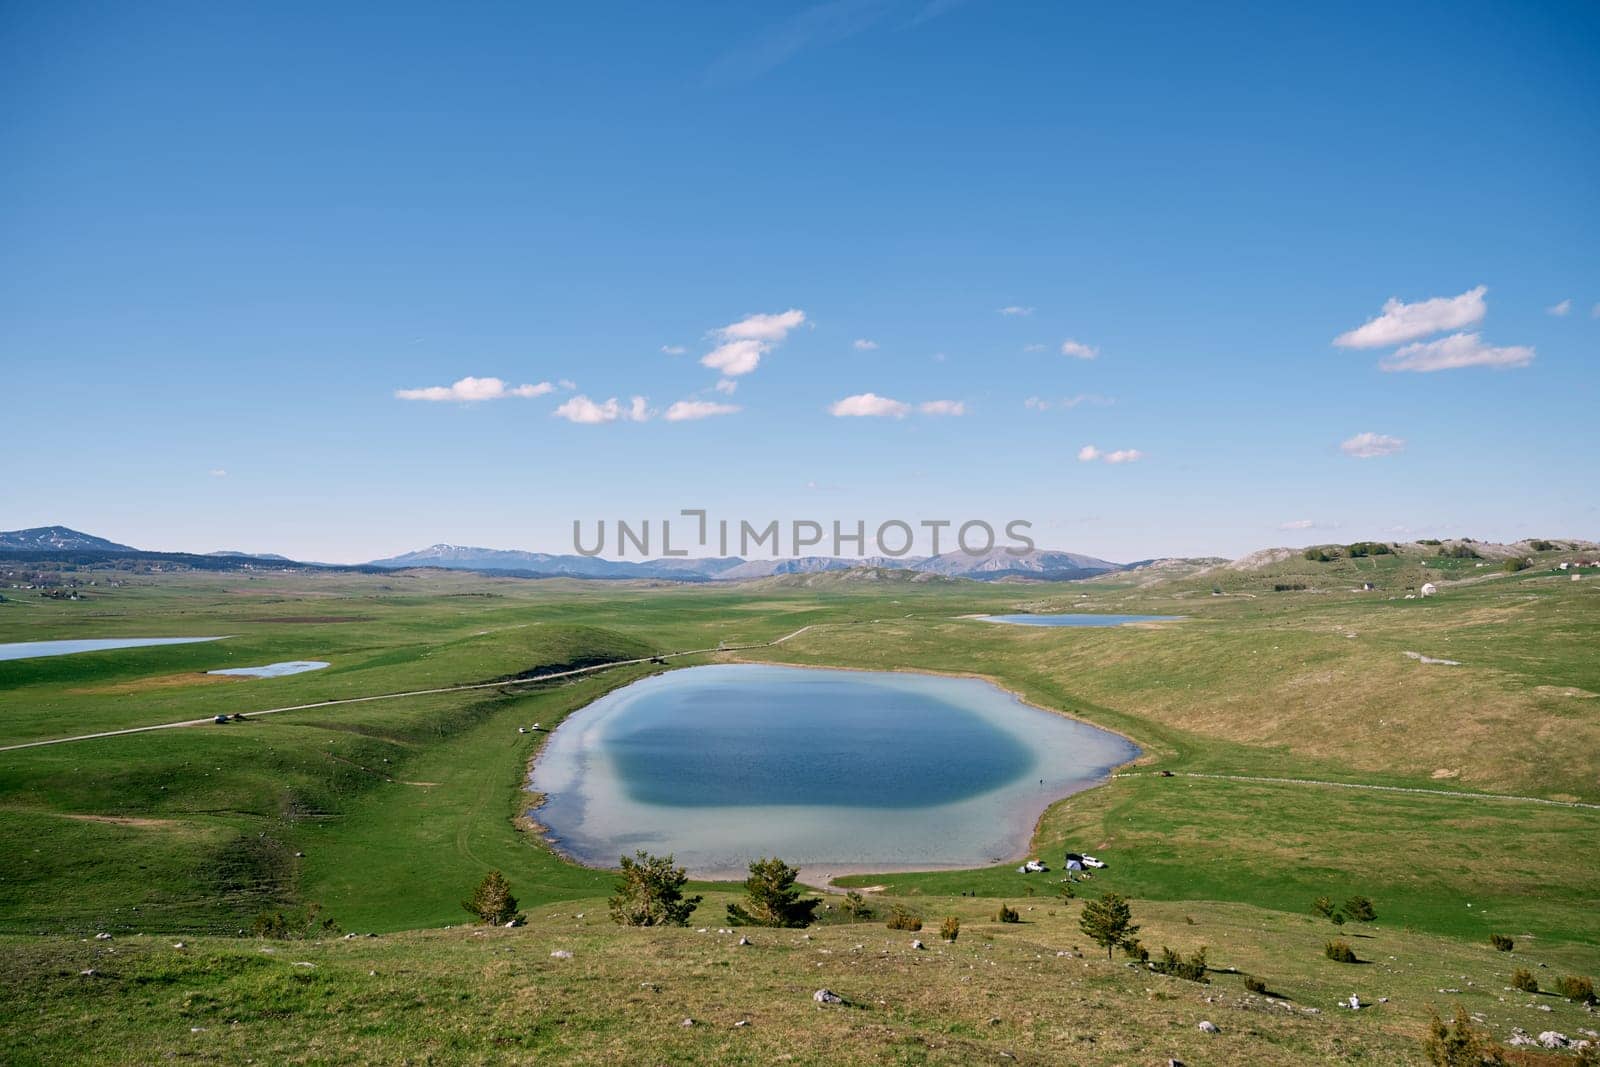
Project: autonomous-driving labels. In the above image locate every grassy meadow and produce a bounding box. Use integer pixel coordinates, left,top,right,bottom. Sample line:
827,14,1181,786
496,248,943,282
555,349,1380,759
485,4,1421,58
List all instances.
1,549,1597,1063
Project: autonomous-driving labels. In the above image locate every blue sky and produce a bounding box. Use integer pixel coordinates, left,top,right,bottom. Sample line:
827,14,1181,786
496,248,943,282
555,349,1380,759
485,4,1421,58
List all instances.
2,0,1596,563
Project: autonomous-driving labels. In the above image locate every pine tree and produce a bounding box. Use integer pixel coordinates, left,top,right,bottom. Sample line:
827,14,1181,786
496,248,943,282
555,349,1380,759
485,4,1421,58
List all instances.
725,857,820,928
463,869,522,925
608,851,701,927
1078,892,1139,959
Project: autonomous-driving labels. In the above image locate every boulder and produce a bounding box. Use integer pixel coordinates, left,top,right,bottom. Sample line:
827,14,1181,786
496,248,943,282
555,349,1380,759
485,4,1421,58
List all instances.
1538,1032,1570,1050
813,989,843,1005
1198,1021,1220,1034
550,950,573,960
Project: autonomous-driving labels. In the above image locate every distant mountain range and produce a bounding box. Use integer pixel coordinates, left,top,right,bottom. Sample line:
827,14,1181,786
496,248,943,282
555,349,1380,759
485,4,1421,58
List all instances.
362,543,1124,582
0,526,1126,582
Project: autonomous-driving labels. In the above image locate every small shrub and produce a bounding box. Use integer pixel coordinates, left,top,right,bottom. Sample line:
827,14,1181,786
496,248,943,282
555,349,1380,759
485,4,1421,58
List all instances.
996,904,1021,924
1312,896,1336,919
885,903,922,932
1331,911,1346,926
1343,895,1377,922
1324,939,1357,963
1511,967,1538,993
1244,975,1267,994
1488,933,1514,952
1502,557,1530,573
608,851,701,927
1122,938,1149,962
843,891,873,919
253,902,339,940
463,870,523,926
1556,974,1596,1005
1303,547,1330,562
1529,540,1556,552
1056,881,1076,901
1151,945,1209,983
1422,1005,1499,1067
940,915,960,942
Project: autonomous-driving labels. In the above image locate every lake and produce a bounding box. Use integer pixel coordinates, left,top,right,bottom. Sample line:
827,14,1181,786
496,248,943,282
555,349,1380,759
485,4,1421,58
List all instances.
0,636,225,662
530,663,1138,880
978,613,1181,627
207,660,330,678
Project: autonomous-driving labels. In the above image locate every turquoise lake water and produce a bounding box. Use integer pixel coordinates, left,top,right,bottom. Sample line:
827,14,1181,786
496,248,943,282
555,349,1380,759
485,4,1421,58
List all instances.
979,613,1181,627
530,664,1137,879
0,637,224,662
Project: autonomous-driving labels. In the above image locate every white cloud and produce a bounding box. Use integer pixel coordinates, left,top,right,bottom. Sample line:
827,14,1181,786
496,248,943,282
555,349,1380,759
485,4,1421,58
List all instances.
1547,299,1571,317
396,376,555,402
1027,394,1114,411
1340,432,1405,458
1060,338,1099,360
1334,285,1487,348
558,379,577,390
919,400,965,416
998,305,1034,316
209,468,228,478
1022,343,1046,353
552,395,653,424
1279,519,1315,530
661,344,687,355
1379,332,1533,372
1078,444,1141,464
829,392,911,418
664,400,740,422
717,308,806,342
852,338,879,350
699,309,807,378
714,378,738,395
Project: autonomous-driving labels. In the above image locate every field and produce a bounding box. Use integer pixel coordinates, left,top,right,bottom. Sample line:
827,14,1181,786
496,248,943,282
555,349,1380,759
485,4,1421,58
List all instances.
2,550,1598,1063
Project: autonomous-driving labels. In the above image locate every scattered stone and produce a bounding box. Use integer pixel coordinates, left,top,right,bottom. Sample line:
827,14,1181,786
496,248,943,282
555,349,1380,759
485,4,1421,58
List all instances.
734,1019,750,1028
1538,1004,1553,1012
294,851,305,858
550,950,573,960
94,933,112,941
189,1027,206,1033
368,970,377,976
78,969,99,977
1346,995,1362,1010
1539,1032,1570,1050
1169,1060,1186,1067
738,936,751,946
1379,997,1389,1004
813,989,843,1005
987,1017,1002,1027
911,939,925,950
172,942,186,950
680,1018,694,1028
292,962,314,968
1198,1021,1220,1034
1508,1029,1536,1048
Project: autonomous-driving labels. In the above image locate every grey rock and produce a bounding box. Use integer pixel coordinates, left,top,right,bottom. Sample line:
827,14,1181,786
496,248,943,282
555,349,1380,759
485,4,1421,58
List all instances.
1198,1020,1220,1034
813,989,843,1004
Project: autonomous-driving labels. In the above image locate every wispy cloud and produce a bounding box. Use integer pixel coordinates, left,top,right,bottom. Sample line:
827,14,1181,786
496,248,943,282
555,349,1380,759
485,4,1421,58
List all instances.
1593,302,1600,319
1334,285,1486,348
1340,432,1405,458
1022,343,1046,353
664,400,740,422
1379,332,1533,372
998,305,1034,317
910,0,975,25
918,399,965,416
661,344,687,355
1078,445,1143,464
701,309,807,377
396,376,554,402
714,378,738,395
1279,519,1315,530
209,468,228,478
553,395,653,424
705,0,892,85
1547,299,1571,317
852,338,879,350
1060,338,1099,360
829,392,911,418
1025,393,1114,411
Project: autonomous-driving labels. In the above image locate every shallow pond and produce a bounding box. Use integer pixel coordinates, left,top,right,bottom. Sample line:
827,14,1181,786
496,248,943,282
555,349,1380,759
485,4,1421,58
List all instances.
530,664,1137,880
207,661,330,678
978,613,1181,627
0,636,225,662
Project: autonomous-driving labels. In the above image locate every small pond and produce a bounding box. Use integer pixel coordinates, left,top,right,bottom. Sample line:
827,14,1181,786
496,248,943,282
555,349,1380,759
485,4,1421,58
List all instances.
978,613,1181,627
207,661,331,678
0,636,225,662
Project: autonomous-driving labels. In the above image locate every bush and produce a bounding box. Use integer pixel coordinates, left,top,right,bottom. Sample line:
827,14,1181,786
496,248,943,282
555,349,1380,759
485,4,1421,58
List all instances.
843,891,873,919
1312,896,1335,919
609,851,701,927
1529,540,1556,552
1511,967,1538,993
1151,945,1209,983
996,904,1021,924
1303,548,1332,562
1056,881,1076,901
1422,1005,1498,1067
727,857,820,928
463,870,523,926
1244,975,1267,994
1489,933,1514,952
1442,544,1479,559
1122,938,1149,962
1343,895,1377,922
885,903,922,931
1347,541,1391,557
253,902,339,940
940,915,960,942
1324,939,1357,963
1556,974,1596,1005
